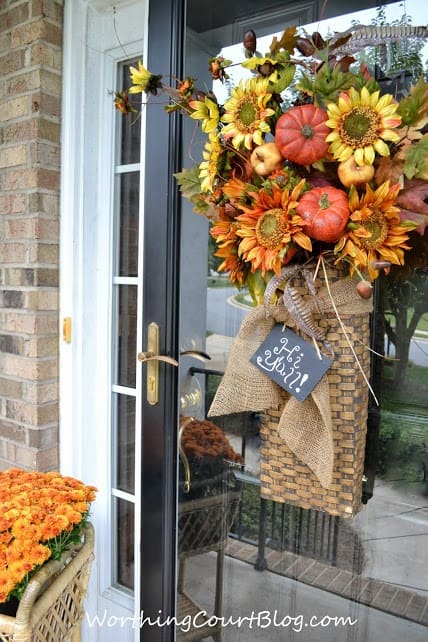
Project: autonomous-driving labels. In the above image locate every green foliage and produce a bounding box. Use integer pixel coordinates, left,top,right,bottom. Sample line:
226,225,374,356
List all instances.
297,65,355,105
174,166,209,215
398,77,428,127
403,136,428,179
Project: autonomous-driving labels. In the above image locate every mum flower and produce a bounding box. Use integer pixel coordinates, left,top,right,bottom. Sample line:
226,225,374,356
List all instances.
221,77,276,150
335,182,417,280
326,86,402,166
234,180,311,276
0,468,97,603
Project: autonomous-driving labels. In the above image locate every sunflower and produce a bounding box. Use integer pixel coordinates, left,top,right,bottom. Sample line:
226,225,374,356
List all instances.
128,60,162,95
326,87,401,166
210,219,248,287
199,134,225,193
234,180,311,276
334,182,416,280
221,78,276,150
189,96,220,133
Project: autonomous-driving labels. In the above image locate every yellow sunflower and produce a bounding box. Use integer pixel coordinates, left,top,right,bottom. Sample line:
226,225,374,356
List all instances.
235,180,312,276
326,87,401,166
334,181,416,280
199,134,224,193
189,96,220,133
128,60,162,95
221,78,275,150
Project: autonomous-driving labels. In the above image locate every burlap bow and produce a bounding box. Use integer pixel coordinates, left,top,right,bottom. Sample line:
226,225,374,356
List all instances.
208,277,372,488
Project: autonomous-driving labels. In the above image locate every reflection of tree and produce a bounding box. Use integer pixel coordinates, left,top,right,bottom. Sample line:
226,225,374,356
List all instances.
382,264,428,389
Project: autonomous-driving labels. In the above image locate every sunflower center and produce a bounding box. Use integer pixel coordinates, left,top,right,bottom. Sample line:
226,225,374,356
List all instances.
237,96,258,130
358,210,389,250
340,106,381,149
256,208,286,248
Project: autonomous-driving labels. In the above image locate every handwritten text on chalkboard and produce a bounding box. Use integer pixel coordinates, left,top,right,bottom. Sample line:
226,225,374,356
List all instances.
250,325,332,401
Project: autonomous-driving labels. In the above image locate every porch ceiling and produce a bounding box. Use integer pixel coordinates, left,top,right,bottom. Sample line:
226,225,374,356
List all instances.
186,0,398,33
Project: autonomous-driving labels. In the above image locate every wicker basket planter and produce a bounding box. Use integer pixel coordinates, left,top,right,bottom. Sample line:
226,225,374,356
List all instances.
0,524,95,642
259,265,371,518
259,307,370,518
178,473,242,557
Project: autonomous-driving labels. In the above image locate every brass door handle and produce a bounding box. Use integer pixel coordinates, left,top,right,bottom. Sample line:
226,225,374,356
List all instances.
138,322,178,405
137,351,179,366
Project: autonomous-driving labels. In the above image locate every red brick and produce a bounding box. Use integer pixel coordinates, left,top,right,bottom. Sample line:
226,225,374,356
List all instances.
1,3,30,31
31,91,60,118
31,1,63,25
30,141,60,168
0,48,25,75
1,168,38,190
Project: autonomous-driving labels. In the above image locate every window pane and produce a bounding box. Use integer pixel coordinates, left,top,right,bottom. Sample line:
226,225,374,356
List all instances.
118,62,141,165
118,172,139,277
114,498,134,590
114,393,136,493
115,285,137,388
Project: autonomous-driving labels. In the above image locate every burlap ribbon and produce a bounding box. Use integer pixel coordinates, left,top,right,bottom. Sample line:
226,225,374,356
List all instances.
208,277,372,489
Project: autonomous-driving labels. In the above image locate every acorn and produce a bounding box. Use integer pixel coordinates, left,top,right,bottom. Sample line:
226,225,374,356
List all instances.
243,30,257,57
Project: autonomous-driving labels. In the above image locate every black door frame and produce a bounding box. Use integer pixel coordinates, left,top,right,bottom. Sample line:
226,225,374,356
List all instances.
139,1,185,640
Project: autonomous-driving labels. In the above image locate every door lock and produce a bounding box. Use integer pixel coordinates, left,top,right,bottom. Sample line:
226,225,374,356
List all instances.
137,322,178,405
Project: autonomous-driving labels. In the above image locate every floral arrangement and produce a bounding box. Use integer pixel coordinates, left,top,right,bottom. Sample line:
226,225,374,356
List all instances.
115,24,427,304
180,416,243,464
179,416,243,497
0,468,97,604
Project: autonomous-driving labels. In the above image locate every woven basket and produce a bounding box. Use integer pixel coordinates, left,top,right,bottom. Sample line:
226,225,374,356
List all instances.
260,265,371,518
178,473,242,557
0,524,95,642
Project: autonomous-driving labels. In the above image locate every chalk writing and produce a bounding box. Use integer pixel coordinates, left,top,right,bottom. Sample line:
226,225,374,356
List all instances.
251,325,332,401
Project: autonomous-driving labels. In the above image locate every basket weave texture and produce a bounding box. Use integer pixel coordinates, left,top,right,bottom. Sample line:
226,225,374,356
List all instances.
260,268,371,518
0,524,94,642
178,474,242,557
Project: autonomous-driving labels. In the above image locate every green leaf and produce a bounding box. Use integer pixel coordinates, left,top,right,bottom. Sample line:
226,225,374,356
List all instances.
268,63,295,94
403,136,428,179
398,77,428,128
297,65,356,106
174,166,202,200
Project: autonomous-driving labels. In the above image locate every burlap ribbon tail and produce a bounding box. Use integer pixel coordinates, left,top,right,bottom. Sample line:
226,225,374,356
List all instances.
208,277,372,489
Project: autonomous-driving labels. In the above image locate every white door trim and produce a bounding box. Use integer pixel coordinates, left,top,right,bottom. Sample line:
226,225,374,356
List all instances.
60,1,148,640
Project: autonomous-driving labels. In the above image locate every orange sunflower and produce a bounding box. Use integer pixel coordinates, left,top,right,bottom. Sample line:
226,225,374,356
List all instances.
210,219,248,287
334,181,417,280
234,180,311,276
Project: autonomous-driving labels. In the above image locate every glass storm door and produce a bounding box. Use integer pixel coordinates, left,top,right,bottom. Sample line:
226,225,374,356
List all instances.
140,0,427,642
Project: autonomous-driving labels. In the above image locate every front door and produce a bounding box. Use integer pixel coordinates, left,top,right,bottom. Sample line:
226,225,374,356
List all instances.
62,1,427,640
141,1,428,641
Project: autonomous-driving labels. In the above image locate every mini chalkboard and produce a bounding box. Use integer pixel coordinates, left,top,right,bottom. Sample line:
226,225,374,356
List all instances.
250,325,332,401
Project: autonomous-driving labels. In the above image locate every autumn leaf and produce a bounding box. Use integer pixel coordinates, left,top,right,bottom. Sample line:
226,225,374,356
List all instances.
398,77,428,129
270,26,298,55
174,166,202,198
403,136,428,180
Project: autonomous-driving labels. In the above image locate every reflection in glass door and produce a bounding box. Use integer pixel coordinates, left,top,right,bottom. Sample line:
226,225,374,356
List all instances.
175,2,428,641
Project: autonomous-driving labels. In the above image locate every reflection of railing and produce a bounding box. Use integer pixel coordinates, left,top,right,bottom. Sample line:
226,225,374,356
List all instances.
186,366,341,569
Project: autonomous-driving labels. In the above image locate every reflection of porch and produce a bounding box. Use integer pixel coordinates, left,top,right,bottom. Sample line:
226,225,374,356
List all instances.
177,479,428,641
180,544,428,642
180,334,428,639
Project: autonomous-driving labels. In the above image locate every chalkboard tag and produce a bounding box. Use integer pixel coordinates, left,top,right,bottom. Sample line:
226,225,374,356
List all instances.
250,325,332,401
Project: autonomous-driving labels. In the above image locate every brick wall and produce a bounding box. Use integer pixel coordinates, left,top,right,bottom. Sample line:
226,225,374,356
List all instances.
0,0,63,471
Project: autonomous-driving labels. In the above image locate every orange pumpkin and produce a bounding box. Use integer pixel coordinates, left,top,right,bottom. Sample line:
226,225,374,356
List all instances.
275,104,329,165
296,186,350,242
